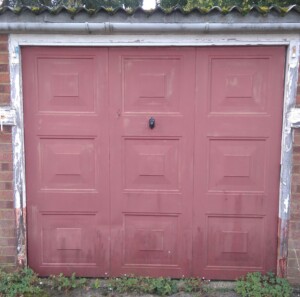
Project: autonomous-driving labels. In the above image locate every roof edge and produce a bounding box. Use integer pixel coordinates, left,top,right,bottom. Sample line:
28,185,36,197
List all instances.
0,4,300,16
1,22,300,34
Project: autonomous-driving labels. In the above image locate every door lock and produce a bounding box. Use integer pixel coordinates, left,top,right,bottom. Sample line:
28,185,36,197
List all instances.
149,117,155,129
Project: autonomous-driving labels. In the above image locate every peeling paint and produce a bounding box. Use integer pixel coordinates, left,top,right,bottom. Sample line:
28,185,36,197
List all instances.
9,38,27,267
284,196,289,214
15,208,26,266
278,40,300,278
0,107,16,129
288,107,300,128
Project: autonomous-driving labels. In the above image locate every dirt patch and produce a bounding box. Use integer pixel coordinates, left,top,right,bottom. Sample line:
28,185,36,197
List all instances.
43,291,240,297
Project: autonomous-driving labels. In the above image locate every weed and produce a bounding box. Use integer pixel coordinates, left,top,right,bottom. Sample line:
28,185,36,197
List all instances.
181,277,204,292
108,274,209,295
91,278,101,289
0,267,45,297
49,272,87,292
235,271,293,297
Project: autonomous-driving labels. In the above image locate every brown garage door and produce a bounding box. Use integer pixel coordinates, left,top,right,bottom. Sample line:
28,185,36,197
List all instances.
23,46,284,279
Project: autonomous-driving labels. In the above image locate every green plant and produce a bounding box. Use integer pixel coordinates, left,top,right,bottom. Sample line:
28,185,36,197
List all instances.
181,277,204,292
49,272,86,292
0,267,45,297
107,275,209,295
91,278,101,289
235,271,293,297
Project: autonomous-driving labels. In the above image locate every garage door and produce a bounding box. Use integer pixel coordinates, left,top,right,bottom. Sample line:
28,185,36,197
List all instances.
23,46,285,279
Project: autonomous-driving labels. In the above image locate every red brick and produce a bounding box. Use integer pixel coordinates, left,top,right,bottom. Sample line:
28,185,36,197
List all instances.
0,227,15,237
0,73,10,84
289,229,300,238
0,210,14,220
287,266,300,277
0,53,8,63
0,172,13,182
0,143,12,151
0,84,10,93
0,35,8,42
0,201,13,209
0,93,10,105
294,132,300,143
0,238,16,246
294,185,300,193
2,126,11,134
0,219,15,228
293,146,300,154
292,194,300,201
290,211,300,219
0,64,8,73
0,152,12,162
0,247,16,256
290,220,300,230
0,190,13,201
293,154,300,165
292,175,300,184
0,256,16,264
0,134,12,144
289,240,300,249
1,163,13,172
0,44,8,52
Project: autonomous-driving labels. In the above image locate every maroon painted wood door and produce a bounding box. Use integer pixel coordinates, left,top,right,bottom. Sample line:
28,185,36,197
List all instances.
193,47,285,279
23,47,110,276
23,46,284,279
109,48,195,277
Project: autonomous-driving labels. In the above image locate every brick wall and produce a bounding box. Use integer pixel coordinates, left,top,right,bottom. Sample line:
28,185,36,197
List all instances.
0,34,16,270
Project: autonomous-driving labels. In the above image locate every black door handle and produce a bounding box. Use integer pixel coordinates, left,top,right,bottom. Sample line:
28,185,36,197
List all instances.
149,117,155,129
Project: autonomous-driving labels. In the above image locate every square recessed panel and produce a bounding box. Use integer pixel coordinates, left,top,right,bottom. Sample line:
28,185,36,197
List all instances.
209,58,269,113
139,74,166,98
206,216,264,268
39,138,96,190
223,155,251,177
124,139,180,190
208,139,266,192
51,73,79,97
56,228,82,250
124,215,179,266
41,213,97,264
123,57,181,113
37,57,96,112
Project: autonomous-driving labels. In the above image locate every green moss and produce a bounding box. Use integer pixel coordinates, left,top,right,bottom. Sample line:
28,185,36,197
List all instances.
66,6,77,14
86,8,96,14
12,6,21,13
221,6,231,13
163,7,175,13
31,6,41,13
104,6,115,14
258,5,270,12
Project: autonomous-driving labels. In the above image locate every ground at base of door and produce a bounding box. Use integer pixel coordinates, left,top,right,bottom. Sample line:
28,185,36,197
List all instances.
43,291,239,297
41,289,300,297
